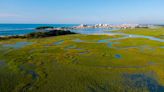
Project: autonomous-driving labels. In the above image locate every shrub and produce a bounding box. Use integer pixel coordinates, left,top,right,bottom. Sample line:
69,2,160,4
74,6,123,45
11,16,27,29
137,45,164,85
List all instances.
25,30,76,38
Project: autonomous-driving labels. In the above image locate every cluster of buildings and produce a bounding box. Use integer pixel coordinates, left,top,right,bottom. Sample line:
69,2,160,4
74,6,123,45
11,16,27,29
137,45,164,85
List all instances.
41,24,157,32
74,24,154,29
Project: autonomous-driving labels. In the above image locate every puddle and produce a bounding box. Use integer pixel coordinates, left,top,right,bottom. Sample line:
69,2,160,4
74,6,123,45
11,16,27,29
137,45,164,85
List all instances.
115,54,122,59
73,39,85,42
79,52,88,55
44,44,52,47
65,45,76,50
98,39,108,43
126,34,164,42
103,61,157,69
105,66,144,69
107,42,120,48
3,42,34,49
54,40,64,45
107,44,156,52
107,43,113,47
98,33,164,42
123,73,164,92
124,46,154,51
0,60,6,67
75,48,83,50
161,46,164,48
28,70,39,79
118,46,139,49
139,46,156,51
64,45,84,51
98,36,129,43
148,61,157,66
19,64,39,80
79,51,89,55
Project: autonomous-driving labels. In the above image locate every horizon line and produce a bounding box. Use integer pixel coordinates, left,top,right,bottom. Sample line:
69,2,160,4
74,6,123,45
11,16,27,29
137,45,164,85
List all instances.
0,23,164,25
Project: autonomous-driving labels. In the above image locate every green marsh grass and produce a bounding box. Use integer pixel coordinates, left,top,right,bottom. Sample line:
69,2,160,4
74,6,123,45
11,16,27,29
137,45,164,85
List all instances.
0,33,164,92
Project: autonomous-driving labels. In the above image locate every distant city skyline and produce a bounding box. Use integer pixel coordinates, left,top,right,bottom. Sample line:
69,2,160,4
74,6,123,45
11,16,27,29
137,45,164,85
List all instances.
0,0,164,24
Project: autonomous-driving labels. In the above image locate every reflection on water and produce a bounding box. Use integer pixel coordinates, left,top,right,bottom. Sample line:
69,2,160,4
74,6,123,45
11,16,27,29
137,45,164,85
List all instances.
0,60,5,67
3,42,34,49
111,45,156,52
73,39,85,43
54,40,64,45
65,45,76,50
123,73,164,92
68,46,76,49
19,64,39,80
97,35,164,42
107,42,120,48
115,54,122,59
161,46,164,48
148,61,156,66
79,51,89,55
28,70,39,79
87,60,158,69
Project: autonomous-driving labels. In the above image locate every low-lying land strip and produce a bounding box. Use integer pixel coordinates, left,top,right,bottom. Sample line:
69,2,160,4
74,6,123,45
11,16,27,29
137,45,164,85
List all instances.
114,28,164,39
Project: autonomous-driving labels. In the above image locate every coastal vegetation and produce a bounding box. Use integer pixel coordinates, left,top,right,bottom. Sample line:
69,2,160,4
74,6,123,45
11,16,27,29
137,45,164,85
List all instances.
26,30,76,38
0,28,164,92
114,28,164,39
0,29,76,40
35,26,54,30
0,0,164,91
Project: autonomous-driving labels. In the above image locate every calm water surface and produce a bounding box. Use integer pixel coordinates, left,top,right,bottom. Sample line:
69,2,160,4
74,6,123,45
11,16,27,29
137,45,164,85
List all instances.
0,24,78,36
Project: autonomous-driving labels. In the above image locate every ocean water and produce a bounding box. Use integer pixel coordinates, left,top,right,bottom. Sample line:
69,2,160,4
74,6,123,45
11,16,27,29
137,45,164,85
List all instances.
0,24,78,36
0,24,118,36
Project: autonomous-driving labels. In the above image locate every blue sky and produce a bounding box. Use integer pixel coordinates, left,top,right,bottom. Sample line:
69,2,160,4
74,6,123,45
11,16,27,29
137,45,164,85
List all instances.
0,0,164,24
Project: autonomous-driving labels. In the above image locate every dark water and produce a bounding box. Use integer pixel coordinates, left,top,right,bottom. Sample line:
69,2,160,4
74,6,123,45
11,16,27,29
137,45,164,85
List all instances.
124,73,164,92
115,54,122,59
19,64,39,79
54,40,64,45
0,60,5,67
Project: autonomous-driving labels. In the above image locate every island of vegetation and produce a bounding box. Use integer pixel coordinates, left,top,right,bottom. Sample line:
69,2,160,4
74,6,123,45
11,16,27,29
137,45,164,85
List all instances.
0,28,76,40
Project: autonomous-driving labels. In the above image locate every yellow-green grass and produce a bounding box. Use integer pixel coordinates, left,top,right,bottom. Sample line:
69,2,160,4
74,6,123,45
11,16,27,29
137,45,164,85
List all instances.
0,34,164,92
114,28,164,39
